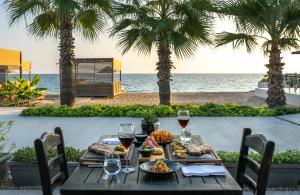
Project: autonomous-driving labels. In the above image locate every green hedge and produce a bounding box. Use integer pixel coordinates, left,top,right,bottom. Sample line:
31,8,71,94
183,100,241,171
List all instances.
20,103,300,117
13,146,85,164
12,147,300,165
218,150,300,164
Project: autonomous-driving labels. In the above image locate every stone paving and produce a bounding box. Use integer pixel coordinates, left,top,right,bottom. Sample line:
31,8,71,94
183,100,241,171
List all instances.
0,190,299,195
0,108,300,151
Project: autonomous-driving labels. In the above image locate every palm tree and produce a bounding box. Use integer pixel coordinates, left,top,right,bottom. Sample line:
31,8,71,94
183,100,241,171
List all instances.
111,0,214,105
216,0,300,108
5,0,112,106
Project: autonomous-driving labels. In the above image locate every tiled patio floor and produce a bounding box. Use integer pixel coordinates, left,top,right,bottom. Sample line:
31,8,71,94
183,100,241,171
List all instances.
0,190,299,195
0,108,299,151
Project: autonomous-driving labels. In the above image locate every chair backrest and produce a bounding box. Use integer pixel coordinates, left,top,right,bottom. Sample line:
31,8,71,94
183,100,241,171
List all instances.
34,127,69,195
236,128,275,195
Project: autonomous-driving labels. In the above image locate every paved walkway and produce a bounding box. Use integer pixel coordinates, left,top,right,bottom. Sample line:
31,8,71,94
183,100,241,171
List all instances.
277,114,300,126
0,190,299,195
1,108,300,151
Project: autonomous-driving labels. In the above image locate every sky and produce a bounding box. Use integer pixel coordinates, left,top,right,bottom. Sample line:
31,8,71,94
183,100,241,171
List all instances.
0,5,299,74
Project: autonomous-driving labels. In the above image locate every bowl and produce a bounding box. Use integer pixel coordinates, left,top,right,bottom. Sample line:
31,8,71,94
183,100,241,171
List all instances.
138,147,154,157
135,134,148,142
140,160,182,176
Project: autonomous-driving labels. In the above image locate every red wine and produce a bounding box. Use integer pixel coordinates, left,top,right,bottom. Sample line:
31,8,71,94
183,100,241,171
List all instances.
178,118,189,128
119,136,134,149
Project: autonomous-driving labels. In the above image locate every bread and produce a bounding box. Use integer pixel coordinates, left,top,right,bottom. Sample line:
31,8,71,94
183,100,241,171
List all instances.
152,147,163,155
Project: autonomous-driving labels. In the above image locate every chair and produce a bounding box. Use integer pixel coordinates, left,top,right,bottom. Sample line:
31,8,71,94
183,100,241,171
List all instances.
236,128,275,195
34,127,69,195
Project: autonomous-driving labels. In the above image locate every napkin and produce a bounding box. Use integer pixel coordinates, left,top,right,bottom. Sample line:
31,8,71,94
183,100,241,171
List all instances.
100,138,120,145
181,165,226,177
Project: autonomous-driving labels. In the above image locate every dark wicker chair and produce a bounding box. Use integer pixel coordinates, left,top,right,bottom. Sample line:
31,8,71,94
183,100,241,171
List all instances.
236,128,275,195
34,127,69,195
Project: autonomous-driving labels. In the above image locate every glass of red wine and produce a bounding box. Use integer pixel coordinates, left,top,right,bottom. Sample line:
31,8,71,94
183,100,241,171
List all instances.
177,110,190,143
118,123,135,173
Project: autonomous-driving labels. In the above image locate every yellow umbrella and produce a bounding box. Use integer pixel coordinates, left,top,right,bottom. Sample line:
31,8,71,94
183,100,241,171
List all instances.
0,48,22,66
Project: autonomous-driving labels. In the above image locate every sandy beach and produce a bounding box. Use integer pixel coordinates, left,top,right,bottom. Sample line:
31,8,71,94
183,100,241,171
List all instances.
35,91,267,106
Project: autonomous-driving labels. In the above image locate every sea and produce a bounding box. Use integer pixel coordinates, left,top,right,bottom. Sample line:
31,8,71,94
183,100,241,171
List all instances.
8,74,264,94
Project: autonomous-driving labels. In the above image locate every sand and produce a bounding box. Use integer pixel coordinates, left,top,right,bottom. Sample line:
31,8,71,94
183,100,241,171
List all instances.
35,91,267,107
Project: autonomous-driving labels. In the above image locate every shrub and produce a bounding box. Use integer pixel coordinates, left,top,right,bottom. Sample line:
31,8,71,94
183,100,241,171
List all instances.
0,76,45,107
13,146,85,164
20,103,300,117
217,150,300,164
0,120,15,153
12,146,300,165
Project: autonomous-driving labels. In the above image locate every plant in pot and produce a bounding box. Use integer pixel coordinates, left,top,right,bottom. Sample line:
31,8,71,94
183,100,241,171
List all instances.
141,113,158,135
0,121,15,185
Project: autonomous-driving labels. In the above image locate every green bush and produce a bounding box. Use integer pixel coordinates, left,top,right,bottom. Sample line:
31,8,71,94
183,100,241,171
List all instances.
20,103,300,117
13,146,85,164
12,146,300,165
217,150,300,164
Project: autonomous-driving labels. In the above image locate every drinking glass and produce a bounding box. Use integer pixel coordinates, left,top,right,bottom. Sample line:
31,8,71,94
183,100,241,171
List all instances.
180,127,192,144
177,110,190,143
104,153,121,175
177,110,190,131
118,123,135,173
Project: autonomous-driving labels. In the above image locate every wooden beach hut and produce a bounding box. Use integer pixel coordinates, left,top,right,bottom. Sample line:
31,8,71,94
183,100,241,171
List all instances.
0,48,32,83
73,58,122,97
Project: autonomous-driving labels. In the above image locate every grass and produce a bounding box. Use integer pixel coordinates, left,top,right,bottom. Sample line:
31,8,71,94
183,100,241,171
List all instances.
20,103,300,117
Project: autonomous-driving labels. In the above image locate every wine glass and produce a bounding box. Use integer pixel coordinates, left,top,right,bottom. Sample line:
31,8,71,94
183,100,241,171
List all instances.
118,123,135,173
177,110,190,142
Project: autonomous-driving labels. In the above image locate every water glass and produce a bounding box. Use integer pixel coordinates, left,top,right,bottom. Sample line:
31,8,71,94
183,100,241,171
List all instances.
180,128,192,144
104,153,121,175
154,122,160,130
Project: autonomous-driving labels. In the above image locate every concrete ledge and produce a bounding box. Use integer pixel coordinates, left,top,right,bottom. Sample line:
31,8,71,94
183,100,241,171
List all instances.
255,88,300,106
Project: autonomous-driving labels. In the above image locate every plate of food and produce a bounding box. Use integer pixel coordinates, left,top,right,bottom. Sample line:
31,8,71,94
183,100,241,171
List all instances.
150,130,175,146
165,140,223,164
140,159,182,175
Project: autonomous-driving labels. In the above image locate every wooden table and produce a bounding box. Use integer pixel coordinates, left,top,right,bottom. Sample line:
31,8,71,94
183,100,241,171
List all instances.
60,136,242,195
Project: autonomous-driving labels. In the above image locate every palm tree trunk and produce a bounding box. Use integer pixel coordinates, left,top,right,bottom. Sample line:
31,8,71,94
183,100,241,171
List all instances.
59,16,75,106
266,43,286,108
156,42,173,105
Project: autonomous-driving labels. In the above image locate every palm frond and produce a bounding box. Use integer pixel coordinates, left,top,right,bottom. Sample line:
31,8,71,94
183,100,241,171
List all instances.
4,0,48,25
74,9,106,41
280,0,300,36
216,32,258,53
27,11,60,38
278,37,300,51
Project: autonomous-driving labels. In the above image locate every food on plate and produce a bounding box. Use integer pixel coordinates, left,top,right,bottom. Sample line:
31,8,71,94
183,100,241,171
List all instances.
173,149,187,159
170,141,211,158
140,144,154,151
139,144,154,157
171,140,185,150
185,144,211,156
150,160,170,173
114,145,126,157
150,130,175,143
143,136,159,147
171,141,187,159
152,147,164,155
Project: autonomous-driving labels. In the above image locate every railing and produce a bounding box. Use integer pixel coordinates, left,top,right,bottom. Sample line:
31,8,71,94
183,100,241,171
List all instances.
284,73,300,92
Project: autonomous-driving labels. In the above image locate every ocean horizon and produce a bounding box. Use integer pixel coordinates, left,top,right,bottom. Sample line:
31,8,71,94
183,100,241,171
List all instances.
9,73,264,94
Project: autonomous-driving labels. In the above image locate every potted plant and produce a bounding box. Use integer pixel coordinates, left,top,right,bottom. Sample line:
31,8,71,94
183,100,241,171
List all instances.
141,113,158,135
0,121,15,184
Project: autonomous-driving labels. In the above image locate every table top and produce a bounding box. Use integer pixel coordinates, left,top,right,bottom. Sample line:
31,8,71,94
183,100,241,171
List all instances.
60,135,242,195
